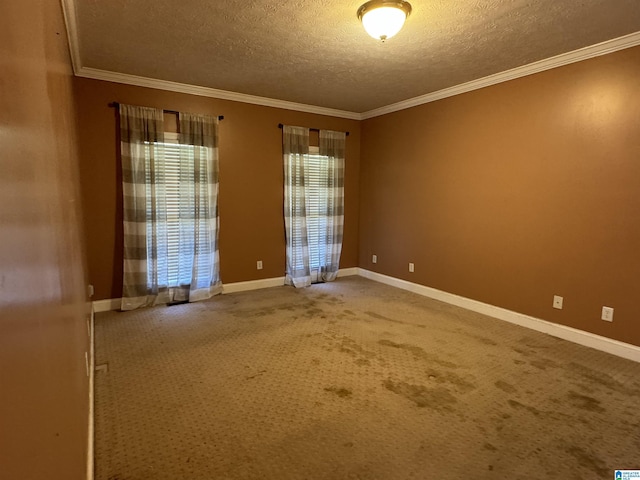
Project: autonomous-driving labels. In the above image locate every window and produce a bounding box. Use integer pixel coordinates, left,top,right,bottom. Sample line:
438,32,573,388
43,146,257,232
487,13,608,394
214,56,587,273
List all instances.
305,146,329,282
119,105,220,310
144,133,202,289
283,125,344,289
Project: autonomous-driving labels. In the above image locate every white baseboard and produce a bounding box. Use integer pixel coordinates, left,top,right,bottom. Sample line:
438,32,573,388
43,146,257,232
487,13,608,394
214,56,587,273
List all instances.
222,276,286,294
92,267,360,311
358,268,640,363
92,298,121,313
87,303,95,480
337,267,359,277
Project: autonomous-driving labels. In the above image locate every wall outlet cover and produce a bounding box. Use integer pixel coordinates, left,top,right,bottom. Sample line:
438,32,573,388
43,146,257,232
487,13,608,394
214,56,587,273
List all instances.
553,295,563,309
601,306,614,322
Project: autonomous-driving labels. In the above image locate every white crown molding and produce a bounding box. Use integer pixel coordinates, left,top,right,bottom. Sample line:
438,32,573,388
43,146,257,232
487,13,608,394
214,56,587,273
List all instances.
76,67,362,120
61,0,639,124
60,0,358,119
361,30,640,119
358,269,640,363
60,0,82,74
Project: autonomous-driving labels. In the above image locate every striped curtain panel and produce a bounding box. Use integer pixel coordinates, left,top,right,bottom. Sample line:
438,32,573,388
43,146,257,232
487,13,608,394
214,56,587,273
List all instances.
283,125,311,287
283,125,346,287
119,105,222,310
178,112,222,301
319,129,346,282
120,104,165,310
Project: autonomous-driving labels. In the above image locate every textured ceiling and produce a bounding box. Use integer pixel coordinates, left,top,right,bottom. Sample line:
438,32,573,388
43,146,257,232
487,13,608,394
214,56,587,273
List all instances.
73,0,640,113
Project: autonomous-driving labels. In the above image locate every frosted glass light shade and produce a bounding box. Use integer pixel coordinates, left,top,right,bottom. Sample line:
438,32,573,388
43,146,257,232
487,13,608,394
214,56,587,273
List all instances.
357,1,412,41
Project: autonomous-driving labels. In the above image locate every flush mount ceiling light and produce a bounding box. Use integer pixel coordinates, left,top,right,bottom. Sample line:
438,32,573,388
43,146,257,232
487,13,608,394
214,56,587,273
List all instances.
357,0,412,42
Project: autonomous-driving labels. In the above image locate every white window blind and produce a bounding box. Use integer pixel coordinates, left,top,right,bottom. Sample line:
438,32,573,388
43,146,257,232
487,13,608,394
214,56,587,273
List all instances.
144,133,198,289
305,146,328,280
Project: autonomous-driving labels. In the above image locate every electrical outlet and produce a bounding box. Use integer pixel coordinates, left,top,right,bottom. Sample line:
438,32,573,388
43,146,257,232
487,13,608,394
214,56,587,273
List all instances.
553,295,563,309
87,284,94,298
372,254,377,264
409,262,415,273
257,260,263,270
601,306,614,322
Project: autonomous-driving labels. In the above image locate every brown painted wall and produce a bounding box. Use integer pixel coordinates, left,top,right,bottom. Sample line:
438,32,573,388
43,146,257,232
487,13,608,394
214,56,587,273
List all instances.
360,46,640,346
0,1,90,479
73,79,361,300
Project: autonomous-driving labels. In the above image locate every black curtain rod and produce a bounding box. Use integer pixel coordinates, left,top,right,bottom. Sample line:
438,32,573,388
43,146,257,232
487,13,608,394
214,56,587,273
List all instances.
108,102,224,121
278,123,349,136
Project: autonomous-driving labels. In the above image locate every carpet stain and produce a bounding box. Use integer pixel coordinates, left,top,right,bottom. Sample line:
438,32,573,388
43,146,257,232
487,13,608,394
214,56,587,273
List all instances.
378,339,459,369
324,386,352,398
276,304,296,312
355,358,371,366
567,391,605,413
245,370,266,380
365,311,425,328
237,308,275,318
484,443,498,451
383,379,457,410
365,311,397,321
566,445,608,478
529,358,559,370
339,336,377,361
305,307,324,318
315,293,343,305
568,362,636,395
574,383,597,394
343,309,355,316
512,347,534,357
519,336,553,349
508,399,541,416
425,368,476,393
495,380,517,394
471,335,498,346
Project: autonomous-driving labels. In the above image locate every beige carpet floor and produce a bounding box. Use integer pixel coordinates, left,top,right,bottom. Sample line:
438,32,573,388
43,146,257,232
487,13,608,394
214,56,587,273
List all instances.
94,276,640,480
